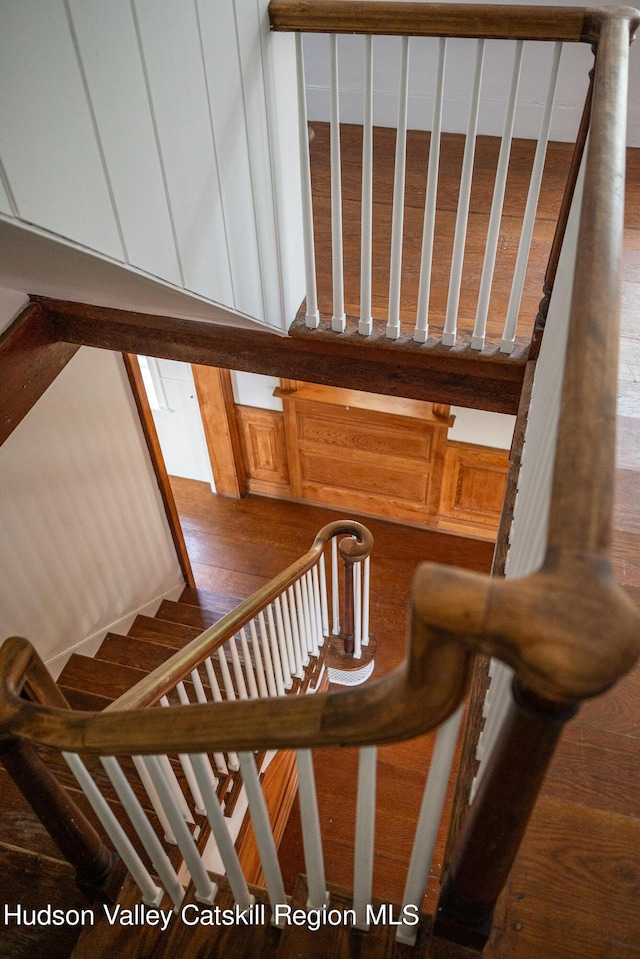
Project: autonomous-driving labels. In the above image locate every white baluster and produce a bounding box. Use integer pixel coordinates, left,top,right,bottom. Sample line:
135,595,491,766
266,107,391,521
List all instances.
359,34,374,335
331,538,340,635
238,751,288,922
174,683,206,815
217,648,237,701
319,553,330,637
274,595,295,686
295,33,319,328
142,755,216,905
294,578,310,657
101,756,185,908
362,555,371,646
189,669,220,788
472,41,523,350
278,593,300,680
202,661,232,774
238,626,260,699
63,752,164,907
443,39,485,347
266,603,287,694
249,618,270,698
213,654,241,771
287,584,307,673
258,610,279,697
353,561,362,660
190,753,253,912
296,749,328,908
132,754,176,844
306,570,321,654
501,42,562,353
301,572,318,657
396,707,464,945
330,34,346,332
312,564,325,647
386,36,410,341
353,747,377,929
227,636,249,700
414,37,447,343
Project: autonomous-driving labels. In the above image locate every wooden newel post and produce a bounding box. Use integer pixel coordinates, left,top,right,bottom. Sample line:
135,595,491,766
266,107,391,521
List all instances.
0,738,120,902
343,559,355,655
434,678,578,949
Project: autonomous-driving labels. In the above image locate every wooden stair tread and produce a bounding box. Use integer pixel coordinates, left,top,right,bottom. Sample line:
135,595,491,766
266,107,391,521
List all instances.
69,873,171,959
150,876,280,959
59,686,113,712
95,634,180,672
278,874,432,958
0,767,67,861
58,655,150,701
0,842,86,959
179,585,243,612
154,599,231,630
127,614,201,645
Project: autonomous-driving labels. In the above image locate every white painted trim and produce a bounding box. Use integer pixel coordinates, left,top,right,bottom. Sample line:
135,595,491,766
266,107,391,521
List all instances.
45,579,184,679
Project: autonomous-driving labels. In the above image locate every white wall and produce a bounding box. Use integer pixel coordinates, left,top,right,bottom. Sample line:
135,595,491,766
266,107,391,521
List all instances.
449,408,515,449
0,286,28,335
0,0,305,330
0,345,184,673
302,0,640,145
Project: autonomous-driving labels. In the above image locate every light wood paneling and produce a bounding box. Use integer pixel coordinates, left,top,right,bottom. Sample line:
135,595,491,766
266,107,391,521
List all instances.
280,383,449,525
439,441,509,535
236,406,291,497
192,366,245,498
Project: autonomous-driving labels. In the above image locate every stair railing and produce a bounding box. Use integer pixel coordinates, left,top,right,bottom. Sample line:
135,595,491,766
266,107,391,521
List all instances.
0,520,374,912
272,1,599,352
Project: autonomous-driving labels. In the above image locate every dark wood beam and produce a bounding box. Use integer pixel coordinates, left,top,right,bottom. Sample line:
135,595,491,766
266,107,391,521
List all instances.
39,298,526,414
0,302,80,447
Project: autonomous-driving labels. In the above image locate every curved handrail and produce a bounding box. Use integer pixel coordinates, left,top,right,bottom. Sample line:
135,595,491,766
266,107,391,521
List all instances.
1,546,637,757
107,519,372,711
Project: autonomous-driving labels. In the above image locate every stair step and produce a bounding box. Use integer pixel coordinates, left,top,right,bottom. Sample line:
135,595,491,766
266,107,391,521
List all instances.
154,599,231,630
69,873,171,959
151,876,280,959
127,614,201,646
58,655,150,702
95,634,180,672
179,585,243,613
0,767,66,861
59,686,113,712
279,874,432,958
0,842,86,959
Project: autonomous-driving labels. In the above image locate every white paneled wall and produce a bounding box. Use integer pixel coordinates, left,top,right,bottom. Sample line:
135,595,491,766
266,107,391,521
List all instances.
0,346,184,671
0,0,304,330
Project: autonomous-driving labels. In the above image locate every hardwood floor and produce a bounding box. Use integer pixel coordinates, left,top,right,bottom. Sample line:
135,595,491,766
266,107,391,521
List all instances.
308,122,574,346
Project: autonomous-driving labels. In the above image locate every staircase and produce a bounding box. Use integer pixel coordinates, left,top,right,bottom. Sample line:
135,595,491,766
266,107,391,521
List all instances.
0,584,329,959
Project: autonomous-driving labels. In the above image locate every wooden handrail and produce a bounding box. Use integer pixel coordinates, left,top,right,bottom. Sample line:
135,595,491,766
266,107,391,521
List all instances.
1,546,637,756
105,519,373,710
268,1,640,44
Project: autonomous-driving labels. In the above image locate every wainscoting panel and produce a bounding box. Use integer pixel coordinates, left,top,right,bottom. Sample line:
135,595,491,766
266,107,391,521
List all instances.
236,405,291,497
439,442,509,536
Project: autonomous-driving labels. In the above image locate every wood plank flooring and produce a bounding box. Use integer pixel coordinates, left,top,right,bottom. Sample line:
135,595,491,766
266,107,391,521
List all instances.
308,123,574,346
